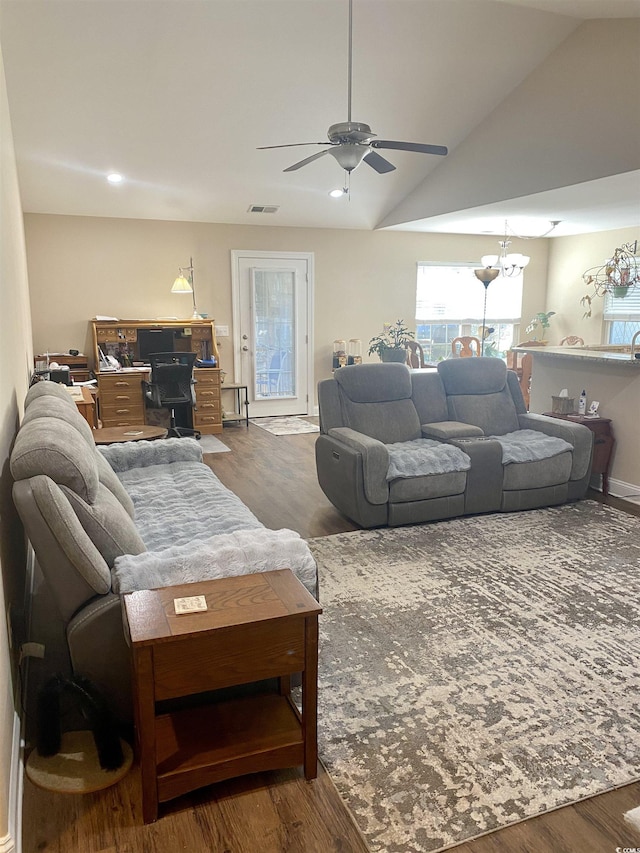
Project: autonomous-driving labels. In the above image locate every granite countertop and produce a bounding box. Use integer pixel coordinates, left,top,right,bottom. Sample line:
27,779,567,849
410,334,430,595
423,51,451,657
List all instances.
514,345,640,366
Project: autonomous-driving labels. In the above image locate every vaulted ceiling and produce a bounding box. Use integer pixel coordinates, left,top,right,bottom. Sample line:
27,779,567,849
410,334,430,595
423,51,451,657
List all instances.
1,0,638,237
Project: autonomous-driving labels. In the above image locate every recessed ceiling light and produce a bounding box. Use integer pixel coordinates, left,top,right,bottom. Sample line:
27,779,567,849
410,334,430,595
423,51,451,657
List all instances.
107,173,123,184
329,188,345,198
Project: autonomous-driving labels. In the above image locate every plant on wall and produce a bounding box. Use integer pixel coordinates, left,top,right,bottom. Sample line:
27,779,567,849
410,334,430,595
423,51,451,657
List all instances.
368,320,414,362
525,311,556,340
580,241,640,318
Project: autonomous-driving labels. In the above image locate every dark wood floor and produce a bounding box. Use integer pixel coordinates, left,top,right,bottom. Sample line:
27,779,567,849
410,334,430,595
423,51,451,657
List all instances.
22,422,640,852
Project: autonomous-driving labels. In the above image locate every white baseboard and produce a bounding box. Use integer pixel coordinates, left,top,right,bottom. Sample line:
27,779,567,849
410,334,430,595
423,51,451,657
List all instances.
593,475,640,505
0,710,23,853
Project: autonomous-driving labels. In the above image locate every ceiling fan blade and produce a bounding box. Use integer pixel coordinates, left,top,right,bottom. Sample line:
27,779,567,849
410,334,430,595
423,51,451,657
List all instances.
283,149,330,172
372,140,448,156
363,149,396,174
257,142,328,150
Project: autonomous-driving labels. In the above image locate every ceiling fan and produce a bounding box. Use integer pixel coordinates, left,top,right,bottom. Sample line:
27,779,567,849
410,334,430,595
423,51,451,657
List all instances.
257,0,448,176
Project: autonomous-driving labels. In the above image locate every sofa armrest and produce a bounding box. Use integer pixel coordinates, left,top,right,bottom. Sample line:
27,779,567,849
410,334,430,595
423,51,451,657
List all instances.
422,421,484,441
327,427,389,504
98,436,203,473
517,413,593,480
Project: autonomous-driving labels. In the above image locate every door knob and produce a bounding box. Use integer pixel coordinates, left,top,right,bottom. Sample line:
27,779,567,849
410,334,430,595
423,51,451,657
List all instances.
242,334,248,340
242,345,249,351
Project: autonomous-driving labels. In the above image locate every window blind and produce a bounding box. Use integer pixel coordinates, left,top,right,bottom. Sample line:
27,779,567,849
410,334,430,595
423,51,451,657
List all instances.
603,288,640,321
416,264,523,324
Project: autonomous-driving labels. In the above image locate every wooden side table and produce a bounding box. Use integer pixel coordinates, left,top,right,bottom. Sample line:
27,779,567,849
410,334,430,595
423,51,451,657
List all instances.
543,412,615,495
221,383,249,427
122,569,321,823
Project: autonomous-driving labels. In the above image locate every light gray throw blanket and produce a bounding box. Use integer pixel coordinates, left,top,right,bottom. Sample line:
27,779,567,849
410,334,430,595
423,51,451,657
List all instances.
488,429,573,464
386,438,471,480
112,527,318,597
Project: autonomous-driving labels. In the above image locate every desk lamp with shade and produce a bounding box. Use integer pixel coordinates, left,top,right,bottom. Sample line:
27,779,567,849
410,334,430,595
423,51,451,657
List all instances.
171,257,200,319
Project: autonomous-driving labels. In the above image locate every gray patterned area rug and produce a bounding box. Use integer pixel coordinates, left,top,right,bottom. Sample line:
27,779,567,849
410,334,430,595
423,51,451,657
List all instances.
249,416,319,435
307,501,640,853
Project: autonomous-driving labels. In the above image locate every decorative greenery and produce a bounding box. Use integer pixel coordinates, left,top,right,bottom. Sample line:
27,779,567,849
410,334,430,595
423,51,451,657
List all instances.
581,241,639,317
368,320,415,359
525,311,556,340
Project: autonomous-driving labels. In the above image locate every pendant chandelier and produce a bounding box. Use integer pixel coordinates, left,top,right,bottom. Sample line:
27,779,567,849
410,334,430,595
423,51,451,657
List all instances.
481,219,560,278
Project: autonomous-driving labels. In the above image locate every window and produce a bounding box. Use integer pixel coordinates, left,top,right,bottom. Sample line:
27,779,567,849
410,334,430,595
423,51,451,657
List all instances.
416,263,523,362
603,288,640,345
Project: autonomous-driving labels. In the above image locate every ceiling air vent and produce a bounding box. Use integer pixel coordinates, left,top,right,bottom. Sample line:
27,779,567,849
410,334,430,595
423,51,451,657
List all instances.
248,204,280,214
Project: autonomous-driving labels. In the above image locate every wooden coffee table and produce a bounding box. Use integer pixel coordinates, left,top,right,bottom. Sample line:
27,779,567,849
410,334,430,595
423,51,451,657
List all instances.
93,425,167,444
122,569,322,823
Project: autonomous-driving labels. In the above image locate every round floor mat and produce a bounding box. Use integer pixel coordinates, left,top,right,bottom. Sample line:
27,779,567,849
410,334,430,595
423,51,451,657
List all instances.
26,730,133,794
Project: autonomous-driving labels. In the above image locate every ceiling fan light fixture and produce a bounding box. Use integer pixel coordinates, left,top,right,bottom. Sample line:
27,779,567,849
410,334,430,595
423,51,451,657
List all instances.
329,143,368,172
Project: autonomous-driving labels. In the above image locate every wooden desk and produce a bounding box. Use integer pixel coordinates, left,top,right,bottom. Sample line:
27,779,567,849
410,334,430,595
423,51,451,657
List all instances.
123,570,321,823
91,320,223,434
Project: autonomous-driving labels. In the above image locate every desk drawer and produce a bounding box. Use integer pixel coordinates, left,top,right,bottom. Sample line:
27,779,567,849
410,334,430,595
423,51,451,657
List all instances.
193,412,222,428
196,388,220,408
194,398,222,415
152,617,305,700
100,408,145,428
98,375,145,393
195,372,220,389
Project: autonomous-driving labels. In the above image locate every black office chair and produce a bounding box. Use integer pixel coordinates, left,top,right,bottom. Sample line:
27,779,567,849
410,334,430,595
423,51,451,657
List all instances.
144,352,200,439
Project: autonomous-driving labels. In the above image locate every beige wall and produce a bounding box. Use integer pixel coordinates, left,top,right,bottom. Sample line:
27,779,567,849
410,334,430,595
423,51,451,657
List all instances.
0,40,34,852
24,213,551,395
546,225,639,345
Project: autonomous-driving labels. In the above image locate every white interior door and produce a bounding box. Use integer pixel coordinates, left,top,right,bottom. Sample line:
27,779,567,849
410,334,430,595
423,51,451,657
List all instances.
231,251,313,417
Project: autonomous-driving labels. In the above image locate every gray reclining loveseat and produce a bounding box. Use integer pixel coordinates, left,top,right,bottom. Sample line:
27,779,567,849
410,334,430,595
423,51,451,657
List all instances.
316,359,593,528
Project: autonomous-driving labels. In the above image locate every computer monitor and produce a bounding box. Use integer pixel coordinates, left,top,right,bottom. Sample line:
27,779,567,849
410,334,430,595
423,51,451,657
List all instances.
137,328,175,362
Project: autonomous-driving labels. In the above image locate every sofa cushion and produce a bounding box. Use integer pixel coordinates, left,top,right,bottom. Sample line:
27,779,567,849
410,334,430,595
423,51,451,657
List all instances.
98,436,203,472
410,371,449,424
488,429,573,464
112,528,317,598
61,482,146,567
116,461,262,551
25,380,78,409
11,418,99,503
438,358,508,395
386,439,470,479
335,362,412,403
342,398,422,444
438,358,520,435
22,395,95,448
29,475,112,594
389,470,467,502
95,452,135,518
502,453,573,490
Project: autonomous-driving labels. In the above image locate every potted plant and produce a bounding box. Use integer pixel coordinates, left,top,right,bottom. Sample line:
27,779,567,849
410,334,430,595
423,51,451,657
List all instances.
368,320,414,363
525,311,555,342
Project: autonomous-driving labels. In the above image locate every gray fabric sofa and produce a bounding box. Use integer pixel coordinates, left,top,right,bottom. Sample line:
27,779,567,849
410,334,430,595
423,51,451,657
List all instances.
316,359,593,528
11,381,317,720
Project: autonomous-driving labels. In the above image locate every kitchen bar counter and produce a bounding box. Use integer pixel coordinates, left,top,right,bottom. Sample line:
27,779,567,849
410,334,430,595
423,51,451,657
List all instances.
519,346,640,501
514,345,640,365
